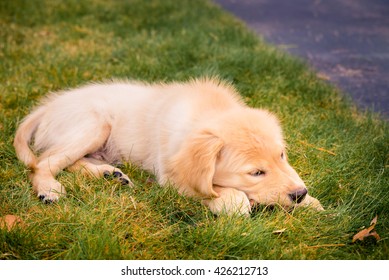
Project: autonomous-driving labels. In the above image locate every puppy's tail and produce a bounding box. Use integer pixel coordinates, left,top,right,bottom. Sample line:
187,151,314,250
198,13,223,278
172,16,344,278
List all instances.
13,106,45,170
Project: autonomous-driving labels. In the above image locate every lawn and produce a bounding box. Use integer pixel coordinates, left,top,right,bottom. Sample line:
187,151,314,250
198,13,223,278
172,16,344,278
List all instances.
0,0,388,260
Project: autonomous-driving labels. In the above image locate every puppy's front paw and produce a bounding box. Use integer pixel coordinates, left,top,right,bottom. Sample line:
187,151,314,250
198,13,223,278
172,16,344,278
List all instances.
36,180,65,204
38,192,60,204
203,188,251,216
299,194,324,211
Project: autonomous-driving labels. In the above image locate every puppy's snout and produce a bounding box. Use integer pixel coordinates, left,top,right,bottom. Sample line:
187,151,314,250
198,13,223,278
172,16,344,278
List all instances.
289,188,307,204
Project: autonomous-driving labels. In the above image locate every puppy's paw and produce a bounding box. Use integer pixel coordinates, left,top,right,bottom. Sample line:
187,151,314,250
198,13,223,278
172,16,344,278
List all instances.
203,188,251,216
299,194,324,211
38,192,60,204
103,170,133,186
36,180,66,204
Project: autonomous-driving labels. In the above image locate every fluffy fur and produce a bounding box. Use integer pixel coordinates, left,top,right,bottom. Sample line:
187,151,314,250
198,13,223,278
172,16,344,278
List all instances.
14,78,323,215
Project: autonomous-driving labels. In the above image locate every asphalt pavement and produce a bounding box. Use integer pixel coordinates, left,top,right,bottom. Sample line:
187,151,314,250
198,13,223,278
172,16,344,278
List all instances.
214,0,389,118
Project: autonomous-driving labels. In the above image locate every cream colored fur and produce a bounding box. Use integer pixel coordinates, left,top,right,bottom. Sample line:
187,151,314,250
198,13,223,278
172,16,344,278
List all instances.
14,78,323,215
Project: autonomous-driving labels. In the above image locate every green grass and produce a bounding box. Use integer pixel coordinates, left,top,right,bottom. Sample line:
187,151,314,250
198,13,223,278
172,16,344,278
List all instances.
0,0,388,260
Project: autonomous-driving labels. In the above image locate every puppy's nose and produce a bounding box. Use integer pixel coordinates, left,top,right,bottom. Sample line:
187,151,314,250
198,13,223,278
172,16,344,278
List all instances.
289,188,308,204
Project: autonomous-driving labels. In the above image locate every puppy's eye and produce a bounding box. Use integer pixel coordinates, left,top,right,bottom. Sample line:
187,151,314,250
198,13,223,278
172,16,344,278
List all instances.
250,170,265,176
281,152,285,159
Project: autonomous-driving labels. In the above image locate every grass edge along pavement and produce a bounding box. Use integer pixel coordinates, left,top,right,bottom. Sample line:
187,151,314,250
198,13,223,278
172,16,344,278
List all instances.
0,0,388,260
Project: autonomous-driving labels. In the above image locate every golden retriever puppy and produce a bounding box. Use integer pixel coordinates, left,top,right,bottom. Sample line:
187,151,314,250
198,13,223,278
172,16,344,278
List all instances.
14,78,323,215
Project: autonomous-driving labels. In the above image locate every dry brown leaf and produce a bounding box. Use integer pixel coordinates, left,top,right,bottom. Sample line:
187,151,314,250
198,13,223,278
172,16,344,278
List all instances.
370,215,378,226
0,215,24,231
352,215,380,243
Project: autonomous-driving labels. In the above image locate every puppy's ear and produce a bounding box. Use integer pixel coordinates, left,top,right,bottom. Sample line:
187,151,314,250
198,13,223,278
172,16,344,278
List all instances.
167,129,223,199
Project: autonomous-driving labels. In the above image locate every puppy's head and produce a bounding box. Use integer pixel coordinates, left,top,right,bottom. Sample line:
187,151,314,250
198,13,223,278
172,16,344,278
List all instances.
213,109,309,208
170,108,309,209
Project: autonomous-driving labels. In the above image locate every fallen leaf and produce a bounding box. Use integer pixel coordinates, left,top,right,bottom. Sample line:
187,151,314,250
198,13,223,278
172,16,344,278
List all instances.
0,215,24,231
370,215,378,226
352,215,380,243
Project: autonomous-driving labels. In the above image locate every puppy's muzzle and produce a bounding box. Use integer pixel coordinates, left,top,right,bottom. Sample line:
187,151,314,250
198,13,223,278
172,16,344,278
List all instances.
289,188,308,204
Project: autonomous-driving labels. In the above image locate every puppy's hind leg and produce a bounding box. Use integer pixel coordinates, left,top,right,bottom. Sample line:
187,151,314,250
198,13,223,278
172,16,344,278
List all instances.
32,124,111,203
68,157,133,186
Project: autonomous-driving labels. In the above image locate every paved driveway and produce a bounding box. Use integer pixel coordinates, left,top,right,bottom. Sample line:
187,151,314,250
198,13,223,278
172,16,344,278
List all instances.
214,0,389,118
